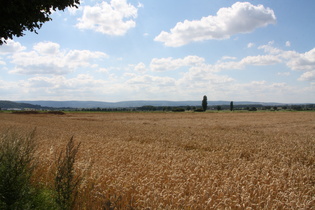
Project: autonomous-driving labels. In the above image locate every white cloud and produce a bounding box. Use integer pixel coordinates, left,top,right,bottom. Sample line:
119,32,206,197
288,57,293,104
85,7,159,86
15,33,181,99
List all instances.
68,5,82,15
258,43,315,71
19,74,121,100
247,42,255,48
155,2,276,47
76,0,138,36
240,55,281,66
134,62,146,72
33,42,60,55
149,53,281,75
137,2,144,8
150,55,205,71
258,42,282,54
285,41,291,47
221,56,237,61
98,68,109,73
0,59,6,65
0,39,26,55
298,71,315,81
286,48,315,71
212,54,281,72
127,75,176,86
10,42,108,75
257,42,315,82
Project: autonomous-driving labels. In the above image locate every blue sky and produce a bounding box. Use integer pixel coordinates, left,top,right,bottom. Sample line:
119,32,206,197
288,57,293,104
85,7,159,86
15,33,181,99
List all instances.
1,0,314,103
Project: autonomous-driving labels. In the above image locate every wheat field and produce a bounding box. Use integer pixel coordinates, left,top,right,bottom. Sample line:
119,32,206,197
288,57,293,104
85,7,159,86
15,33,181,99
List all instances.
0,111,314,209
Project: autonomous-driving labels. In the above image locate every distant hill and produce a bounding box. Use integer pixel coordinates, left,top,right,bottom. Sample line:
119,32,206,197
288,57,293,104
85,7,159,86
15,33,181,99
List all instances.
15,100,285,109
0,100,45,109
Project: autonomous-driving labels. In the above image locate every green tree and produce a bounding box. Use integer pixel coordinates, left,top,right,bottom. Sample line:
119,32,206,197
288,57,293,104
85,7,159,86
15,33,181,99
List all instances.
0,0,80,44
230,101,234,111
202,95,207,112
217,106,222,111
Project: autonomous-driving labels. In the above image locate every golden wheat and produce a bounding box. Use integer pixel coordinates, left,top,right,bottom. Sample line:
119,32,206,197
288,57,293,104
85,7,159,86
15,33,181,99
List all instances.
0,112,314,209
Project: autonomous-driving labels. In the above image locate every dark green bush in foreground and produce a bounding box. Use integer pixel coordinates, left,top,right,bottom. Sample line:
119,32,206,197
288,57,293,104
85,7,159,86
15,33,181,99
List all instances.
0,129,80,210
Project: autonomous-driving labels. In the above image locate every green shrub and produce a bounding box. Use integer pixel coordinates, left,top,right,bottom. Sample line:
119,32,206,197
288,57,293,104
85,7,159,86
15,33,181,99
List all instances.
55,137,81,210
0,129,36,209
0,129,57,209
172,107,185,112
0,129,81,210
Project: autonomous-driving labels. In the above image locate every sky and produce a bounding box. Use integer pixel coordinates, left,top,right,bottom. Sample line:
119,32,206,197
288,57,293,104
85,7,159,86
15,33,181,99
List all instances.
0,0,315,103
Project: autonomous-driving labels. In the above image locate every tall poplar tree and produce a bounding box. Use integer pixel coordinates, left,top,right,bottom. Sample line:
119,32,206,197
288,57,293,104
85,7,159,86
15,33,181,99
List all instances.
202,95,208,112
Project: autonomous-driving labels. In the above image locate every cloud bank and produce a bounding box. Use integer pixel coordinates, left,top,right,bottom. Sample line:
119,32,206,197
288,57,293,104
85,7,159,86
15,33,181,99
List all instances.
155,2,276,47
9,41,108,75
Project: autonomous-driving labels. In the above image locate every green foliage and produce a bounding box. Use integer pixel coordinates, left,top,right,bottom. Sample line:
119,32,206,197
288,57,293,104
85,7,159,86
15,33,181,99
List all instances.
230,101,234,111
202,95,208,112
0,129,57,209
55,137,81,210
172,107,185,112
0,129,81,209
249,107,257,111
0,0,80,44
0,129,36,209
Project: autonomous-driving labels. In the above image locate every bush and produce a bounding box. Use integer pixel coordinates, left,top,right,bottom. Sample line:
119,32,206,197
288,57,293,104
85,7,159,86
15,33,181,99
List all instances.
0,129,81,210
0,129,36,208
55,137,81,210
0,129,57,209
249,107,257,111
172,108,185,112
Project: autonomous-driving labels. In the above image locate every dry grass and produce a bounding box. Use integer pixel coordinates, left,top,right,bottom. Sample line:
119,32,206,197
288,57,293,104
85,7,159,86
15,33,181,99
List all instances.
0,112,314,209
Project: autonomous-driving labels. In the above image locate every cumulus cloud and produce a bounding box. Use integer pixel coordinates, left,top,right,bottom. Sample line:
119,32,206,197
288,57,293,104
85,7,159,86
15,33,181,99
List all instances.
286,48,315,71
149,53,282,75
240,55,281,66
0,39,26,55
155,2,276,47
10,41,108,75
134,62,146,72
258,42,315,83
68,5,82,15
298,71,315,81
259,42,315,71
247,42,255,48
285,41,291,47
33,42,60,55
137,2,144,8
150,55,205,71
76,0,138,35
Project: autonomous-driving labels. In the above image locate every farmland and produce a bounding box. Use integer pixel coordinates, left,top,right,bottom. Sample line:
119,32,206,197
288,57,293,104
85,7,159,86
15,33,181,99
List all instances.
0,112,314,209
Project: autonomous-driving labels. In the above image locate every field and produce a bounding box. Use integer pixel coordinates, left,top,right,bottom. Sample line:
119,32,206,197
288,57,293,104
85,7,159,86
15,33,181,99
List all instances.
0,112,314,209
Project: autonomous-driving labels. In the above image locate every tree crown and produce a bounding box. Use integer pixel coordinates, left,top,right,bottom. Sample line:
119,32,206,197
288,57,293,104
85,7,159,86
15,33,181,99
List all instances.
0,0,80,44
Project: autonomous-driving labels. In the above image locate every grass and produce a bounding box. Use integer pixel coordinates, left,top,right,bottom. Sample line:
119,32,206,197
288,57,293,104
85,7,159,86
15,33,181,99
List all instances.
0,112,314,209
